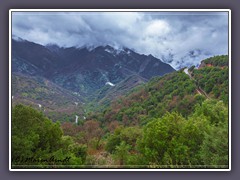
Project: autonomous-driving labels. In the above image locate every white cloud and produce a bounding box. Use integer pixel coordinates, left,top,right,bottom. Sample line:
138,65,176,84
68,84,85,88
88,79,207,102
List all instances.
145,20,170,37
12,11,229,69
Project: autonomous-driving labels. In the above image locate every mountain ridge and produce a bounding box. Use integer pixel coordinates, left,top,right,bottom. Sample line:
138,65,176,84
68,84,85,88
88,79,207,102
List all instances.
12,38,175,98
12,37,176,121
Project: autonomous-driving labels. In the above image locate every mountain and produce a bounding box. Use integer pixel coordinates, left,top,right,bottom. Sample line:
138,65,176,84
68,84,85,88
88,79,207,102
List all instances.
12,39,60,76
12,37,176,122
12,38,175,98
94,55,229,126
11,55,229,168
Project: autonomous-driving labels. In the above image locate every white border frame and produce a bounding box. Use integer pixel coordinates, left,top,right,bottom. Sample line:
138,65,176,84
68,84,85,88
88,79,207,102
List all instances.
9,9,231,171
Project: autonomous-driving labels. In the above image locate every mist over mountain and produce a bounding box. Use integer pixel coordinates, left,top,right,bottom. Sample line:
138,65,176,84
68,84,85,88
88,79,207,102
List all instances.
12,12,228,70
12,38,175,100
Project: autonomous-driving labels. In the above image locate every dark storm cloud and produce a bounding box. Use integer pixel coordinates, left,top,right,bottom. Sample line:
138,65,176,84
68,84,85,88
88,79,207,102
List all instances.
12,11,229,69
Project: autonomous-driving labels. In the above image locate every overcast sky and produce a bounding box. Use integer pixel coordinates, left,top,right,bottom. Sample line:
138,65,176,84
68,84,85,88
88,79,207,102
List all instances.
12,11,229,69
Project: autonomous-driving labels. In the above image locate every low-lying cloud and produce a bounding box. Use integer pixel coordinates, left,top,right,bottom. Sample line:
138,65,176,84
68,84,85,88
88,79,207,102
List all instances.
12,11,229,69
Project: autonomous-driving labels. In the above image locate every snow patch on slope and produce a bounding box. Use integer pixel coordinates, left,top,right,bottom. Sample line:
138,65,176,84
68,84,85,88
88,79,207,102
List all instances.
105,82,115,87
104,47,123,56
126,50,131,55
105,48,114,54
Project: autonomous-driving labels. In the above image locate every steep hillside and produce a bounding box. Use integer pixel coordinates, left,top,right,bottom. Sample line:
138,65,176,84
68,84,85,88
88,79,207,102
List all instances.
191,55,229,103
92,55,229,126
12,39,60,76
87,74,147,111
12,73,85,122
12,39,175,98
11,55,229,168
95,71,203,126
59,55,229,168
198,55,228,68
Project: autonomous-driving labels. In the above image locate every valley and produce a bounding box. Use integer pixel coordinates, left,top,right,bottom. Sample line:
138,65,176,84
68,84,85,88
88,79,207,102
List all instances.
11,38,229,169
12,38,175,122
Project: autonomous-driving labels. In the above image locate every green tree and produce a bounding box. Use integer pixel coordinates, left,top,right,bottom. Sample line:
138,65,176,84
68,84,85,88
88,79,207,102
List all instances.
137,112,188,166
12,104,87,168
137,102,228,168
200,119,228,168
113,141,131,166
191,100,229,168
105,126,142,154
192,99,228,125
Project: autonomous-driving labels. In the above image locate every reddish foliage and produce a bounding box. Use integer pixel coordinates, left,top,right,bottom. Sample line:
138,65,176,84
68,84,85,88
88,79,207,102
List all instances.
61,122,82,136
107,120,120,133
82,120,104,146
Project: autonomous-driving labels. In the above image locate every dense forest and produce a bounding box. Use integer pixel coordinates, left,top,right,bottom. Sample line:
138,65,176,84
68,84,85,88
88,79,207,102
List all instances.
11,55,229,169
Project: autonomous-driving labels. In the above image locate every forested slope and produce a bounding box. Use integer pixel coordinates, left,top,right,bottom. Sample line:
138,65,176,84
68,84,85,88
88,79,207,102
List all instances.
12,55,229,168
